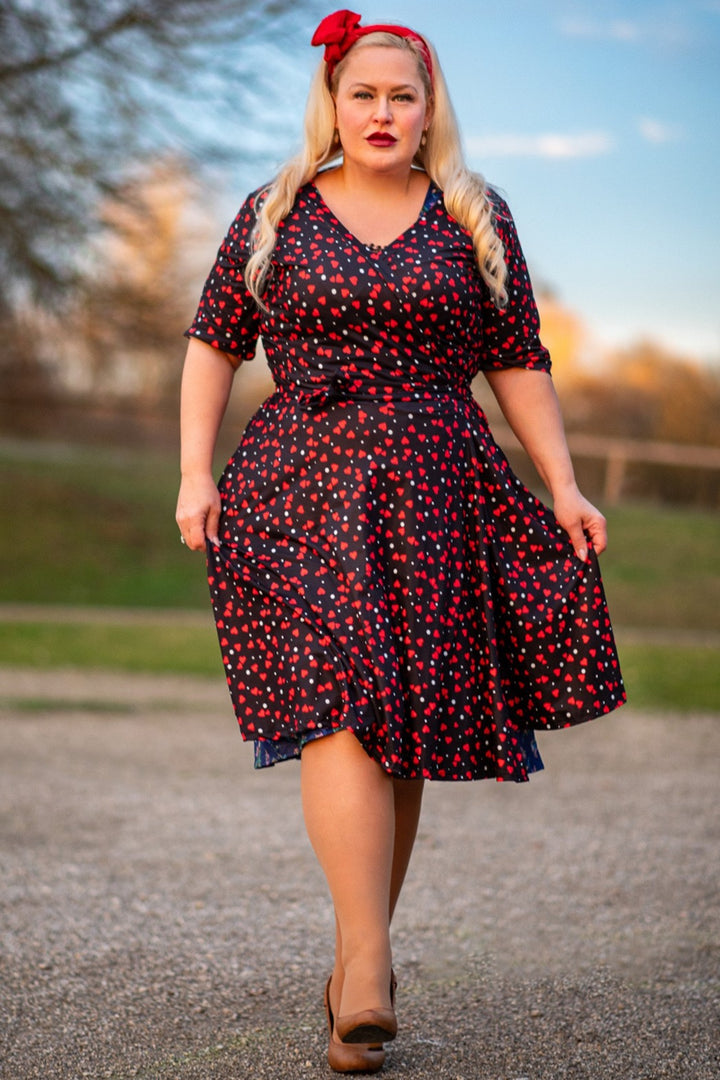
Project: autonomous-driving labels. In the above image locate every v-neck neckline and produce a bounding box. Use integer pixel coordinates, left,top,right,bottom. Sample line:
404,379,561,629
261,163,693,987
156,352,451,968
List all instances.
307,179,438,253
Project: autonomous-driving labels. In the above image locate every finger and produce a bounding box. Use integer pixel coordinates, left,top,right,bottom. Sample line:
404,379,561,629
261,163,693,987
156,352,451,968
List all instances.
205,503,221,547
186,518,208,551
586,515,608,557
177,510,207,551
564,520,588,563
175,507,194,543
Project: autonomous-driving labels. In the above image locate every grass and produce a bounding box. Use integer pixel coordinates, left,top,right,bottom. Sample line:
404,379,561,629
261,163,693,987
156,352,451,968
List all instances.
0,625,717,714
0,696,137,714
0,622,219,678
601,503,720,631
2,444,719,712
618,643,719,712
0,446,208,608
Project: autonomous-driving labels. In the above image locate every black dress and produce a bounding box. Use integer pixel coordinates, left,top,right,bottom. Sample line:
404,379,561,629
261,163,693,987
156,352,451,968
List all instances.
185,181,625,782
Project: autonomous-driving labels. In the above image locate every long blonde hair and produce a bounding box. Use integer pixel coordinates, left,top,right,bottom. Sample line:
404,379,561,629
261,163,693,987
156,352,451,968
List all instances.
244,33,508,309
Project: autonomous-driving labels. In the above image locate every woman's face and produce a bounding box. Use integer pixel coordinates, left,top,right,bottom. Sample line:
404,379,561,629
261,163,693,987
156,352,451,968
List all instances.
333,45,431,176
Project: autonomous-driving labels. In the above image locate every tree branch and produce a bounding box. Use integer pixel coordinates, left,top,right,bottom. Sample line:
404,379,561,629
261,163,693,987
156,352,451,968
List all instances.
0,9,153,82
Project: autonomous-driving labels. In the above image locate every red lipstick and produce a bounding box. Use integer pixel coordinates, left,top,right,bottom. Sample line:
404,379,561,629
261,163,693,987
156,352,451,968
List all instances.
367,133,397,146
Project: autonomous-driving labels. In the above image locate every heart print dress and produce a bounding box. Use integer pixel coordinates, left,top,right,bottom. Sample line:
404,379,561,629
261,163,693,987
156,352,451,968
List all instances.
185,181,625,782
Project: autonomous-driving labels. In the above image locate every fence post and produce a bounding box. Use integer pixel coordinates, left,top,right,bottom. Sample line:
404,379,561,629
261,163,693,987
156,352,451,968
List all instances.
604,447,628,505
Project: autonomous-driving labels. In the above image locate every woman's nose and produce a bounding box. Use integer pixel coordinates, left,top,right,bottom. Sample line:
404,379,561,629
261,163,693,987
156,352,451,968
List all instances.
374,96,392,122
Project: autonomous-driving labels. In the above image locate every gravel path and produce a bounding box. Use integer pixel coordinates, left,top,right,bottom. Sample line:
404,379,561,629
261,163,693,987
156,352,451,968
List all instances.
1,668,718,1079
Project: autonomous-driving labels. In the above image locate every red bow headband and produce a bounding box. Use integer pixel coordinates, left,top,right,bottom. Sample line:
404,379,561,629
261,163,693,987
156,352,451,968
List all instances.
311,8,434,87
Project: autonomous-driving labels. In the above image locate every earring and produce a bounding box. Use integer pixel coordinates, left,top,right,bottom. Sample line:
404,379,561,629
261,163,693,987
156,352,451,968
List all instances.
420,131,427,148
333,128,340,145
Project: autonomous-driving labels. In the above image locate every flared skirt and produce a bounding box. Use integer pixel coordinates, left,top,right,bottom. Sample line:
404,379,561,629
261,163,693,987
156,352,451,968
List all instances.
207,388,625,782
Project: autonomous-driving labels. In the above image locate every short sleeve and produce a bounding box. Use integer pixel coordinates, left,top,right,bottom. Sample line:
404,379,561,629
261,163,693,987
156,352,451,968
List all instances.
184,191,264,367
477,191,551,374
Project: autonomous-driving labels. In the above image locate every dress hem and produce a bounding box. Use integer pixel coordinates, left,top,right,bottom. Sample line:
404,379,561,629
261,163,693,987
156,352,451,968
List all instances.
246,693,626,782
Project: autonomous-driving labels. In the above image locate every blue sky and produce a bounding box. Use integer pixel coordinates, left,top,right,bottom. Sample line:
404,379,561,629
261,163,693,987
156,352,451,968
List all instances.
220,1,720,364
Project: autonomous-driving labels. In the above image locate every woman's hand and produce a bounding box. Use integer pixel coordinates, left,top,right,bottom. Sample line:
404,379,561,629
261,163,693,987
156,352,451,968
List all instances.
176,472,222,551
483,370,609,561
176,339,236,552
552,483,608,561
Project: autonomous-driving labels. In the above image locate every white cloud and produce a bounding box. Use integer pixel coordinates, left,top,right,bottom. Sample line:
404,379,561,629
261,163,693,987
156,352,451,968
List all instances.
559,17,641,42
465,132,616,160
558,12,696,50
637,118,682,144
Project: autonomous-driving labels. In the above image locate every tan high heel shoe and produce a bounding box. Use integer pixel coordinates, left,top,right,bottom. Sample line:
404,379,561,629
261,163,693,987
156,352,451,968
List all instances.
335,1007,397,1046
335,970,398,1046
324,977,386,1074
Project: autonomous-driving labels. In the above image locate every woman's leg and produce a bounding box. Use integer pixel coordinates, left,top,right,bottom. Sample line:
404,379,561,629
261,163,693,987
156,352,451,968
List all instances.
390,775,425,920
327,774,424,1014
301,731,394,1017
301,731,424,1019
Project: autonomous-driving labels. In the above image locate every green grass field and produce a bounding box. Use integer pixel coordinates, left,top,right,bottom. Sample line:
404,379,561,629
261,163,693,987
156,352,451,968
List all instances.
0,446,208,609
2,445,719,711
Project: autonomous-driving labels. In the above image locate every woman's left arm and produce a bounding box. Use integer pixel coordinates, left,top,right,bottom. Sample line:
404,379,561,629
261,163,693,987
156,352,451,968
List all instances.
484,367,607,561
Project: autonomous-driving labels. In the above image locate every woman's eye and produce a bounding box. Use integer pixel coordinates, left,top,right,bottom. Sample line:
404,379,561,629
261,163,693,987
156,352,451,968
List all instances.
350,90,416,102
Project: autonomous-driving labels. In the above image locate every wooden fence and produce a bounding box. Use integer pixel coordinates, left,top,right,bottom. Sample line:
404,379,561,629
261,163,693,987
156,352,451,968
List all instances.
493,425,720,505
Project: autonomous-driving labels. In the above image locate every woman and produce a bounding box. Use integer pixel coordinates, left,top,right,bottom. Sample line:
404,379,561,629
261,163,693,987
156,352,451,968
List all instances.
176,9,625,1073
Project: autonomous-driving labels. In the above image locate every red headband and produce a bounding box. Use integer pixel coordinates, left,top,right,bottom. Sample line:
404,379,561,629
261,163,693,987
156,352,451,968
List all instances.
311,8,434,87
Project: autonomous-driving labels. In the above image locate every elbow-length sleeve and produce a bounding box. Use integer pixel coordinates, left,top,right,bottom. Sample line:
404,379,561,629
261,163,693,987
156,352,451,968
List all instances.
477,191,551,374
184,191,263,367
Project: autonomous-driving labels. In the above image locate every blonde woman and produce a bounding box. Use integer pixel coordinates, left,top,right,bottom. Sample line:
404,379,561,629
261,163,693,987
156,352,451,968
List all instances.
176,9,625,1073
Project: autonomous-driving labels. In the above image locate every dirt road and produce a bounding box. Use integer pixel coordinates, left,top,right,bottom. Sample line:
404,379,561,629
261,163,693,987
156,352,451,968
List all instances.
1,668,717,1079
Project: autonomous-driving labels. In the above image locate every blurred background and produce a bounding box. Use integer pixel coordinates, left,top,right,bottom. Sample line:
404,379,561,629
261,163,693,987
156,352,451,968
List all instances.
1,0,718,713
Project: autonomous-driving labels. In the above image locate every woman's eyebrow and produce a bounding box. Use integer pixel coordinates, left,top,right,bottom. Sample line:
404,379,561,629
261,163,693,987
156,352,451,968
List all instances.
348,81,418,92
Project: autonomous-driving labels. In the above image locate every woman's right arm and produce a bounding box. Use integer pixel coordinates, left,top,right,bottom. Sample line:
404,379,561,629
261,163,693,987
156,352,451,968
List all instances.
175,338,237,551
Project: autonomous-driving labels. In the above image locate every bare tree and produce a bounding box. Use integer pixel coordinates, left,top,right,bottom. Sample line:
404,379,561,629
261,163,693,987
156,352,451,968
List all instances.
0,0,309,310
66,157,213,405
